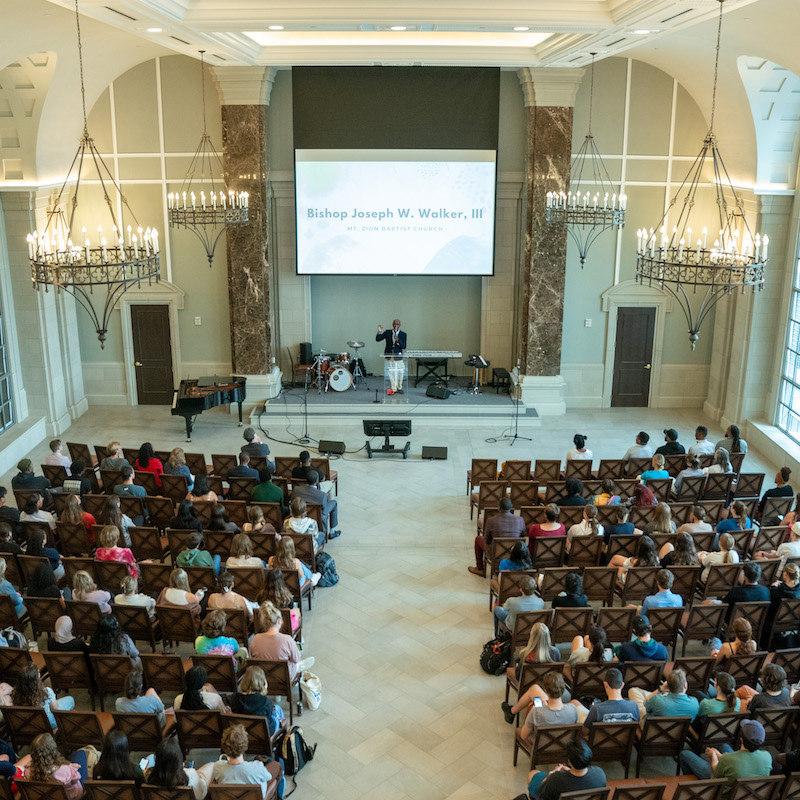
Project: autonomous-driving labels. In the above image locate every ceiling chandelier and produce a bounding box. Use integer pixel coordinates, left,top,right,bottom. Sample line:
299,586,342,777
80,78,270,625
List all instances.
546,53,626,266
635,0,766,350
167,51,249,266
27,0,160,349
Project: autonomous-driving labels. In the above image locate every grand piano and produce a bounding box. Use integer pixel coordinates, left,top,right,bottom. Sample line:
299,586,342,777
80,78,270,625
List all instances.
171,376,247,441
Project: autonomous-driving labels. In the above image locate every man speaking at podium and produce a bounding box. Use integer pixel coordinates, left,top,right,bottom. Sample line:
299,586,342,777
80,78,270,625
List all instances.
376,319,407,394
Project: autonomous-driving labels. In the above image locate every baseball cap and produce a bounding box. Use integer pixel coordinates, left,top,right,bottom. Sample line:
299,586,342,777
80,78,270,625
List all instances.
632,615,652,636
16,458,32,472
740,719,765,746
663,428,678,441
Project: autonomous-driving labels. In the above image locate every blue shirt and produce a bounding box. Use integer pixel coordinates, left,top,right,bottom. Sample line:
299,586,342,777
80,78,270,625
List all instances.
641,589,684,615
498,558,530,573
640,469,669,484
645,691,699,721
618,637,668,662
716,517,752,533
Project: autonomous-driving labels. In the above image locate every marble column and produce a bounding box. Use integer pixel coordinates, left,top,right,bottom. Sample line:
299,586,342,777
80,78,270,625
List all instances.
515,68,584,415
213,66,281,401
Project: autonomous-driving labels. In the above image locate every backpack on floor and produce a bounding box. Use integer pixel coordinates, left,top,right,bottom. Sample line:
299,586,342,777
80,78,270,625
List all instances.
274,725,317,776
0,627,26,649
315,551,339,587
480,635,511,676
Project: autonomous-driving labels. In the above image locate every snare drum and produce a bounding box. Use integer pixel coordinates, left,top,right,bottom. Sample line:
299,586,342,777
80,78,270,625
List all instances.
329,367,353,391
315,355,332,376
338,352,351,366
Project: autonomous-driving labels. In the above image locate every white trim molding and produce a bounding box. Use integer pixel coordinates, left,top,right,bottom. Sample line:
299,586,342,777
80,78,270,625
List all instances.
600,280,673,408
116,281,185,406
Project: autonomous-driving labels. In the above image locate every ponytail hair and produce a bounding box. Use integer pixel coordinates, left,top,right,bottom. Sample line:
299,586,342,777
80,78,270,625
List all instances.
719,533,735,563
729,425,742,454
731,500,747,531
715,672,738,712
587,624,608,664
584,505,599,535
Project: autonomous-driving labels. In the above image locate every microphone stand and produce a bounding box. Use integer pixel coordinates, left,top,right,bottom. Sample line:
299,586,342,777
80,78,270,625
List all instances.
298,369,311,444
492,380,531,446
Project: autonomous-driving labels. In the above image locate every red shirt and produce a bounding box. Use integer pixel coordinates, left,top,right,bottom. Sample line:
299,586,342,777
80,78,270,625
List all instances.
135,457,164,487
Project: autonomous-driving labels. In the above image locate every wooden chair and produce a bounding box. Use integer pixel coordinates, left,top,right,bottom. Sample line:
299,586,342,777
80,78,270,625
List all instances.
135,471,160,496
55,520,93,556
779,773,800,800
114,604,160,653
671,657,716,695
533,460,561,484
43,650,95,710
513,721,582,767
140,786,195,800
567,536,603,567
733,474,764,499
283,531,317,572
509,481,539,509
663,455,687,477
725,651,768,688
676,476,706,502
728,774,785,800
141,653,187,694
670,780,727,800
565,460,593,480
538,567,575,602
622,661,664,692
113,710,173,752
531,535,567,569
496,569,538,608
596,607,636,644
488,537,523,608
570,662,609,698
470,480,507,520
703,474,734,500
545,481,567,503
647,605,683,659
16,781,71,800
597,459,626,479
2,705,52,751
227,566,265,602
90,654,134,710
729,601,771,648
221,501,248,527
634,715,692,777
606,534,642,562
669,566,702,603
283,569,312,611
761,495,793,522
84,781,140,800
193,654,239,694
610,787,666,800
630,506,657,528
94,559,132,594
466,458,498,495
587,721,637,778
140,562,173,597
500,459,533,482
161,474,189,503
0,646,37,685
246,659,301,724
582,566,616,606
752,706,799,751
680,604,728,656
551,607,594,644
66,599,105,638
183,566,215,594
223,712,280,760
143,496,174,530
771,648,800,683
26,597,63,641
647,479,673,502
0,592,27,633
56,708,114,752
510,609,554,653
699,563,744,601
615,567,660,606
509,662,566,713
175,708,224,754
728,452,746,474
209,784,276,800
756,557,782,586
749,526,787,557
156,605,200,648
560,790,610,800
99,470,126,495
227,478,257,501
688,710,746,753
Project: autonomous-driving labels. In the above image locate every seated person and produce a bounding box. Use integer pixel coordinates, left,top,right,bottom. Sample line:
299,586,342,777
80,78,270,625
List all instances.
145,738,212,800
45,438,72,468
638,453,669,484
675,506,713,537
641,569,683,615
115,574,156,618
243,505,276,535
689,425,716,457
89,615,141,669
176,531,221,575
194,608,247,666
249,601,314,681
63,461,92,496
99,441,130,472
227,665,282,736
12,663,75,729
527,503,566,544
170,499,203,532
603,505,635,544
717,562,769,622
72,570,112,613
241,427,275,471
695,671,741,725
493,576,543,636
709,617,757,665
766,563,800,650
507,623,560,685
757,467,793,521
134,442,164,487
551,572,589,608
0,488,20,538
515,671,578,742
283,497,323,549
60,493,97,545
186,475,218,503
674,455,704,495
27,524,63,579
268,538,320,590
566,505,603,551
617,615,668,663
227,452,259,481
115,668,166,728
622,431,653,469
95,524,138,577
592,479,620,506
659,531,701,569
157,568,206,619
526,738,606,800
252,468,284,505
17,732,86,794
206,503,240,534
209,723,283,799
629,667,699,723
47,616,88,653
113,466,146,498
698,533,739,583
631,484,658,506
470,497,525,577
12,459,52,498
656,428,686,456
0,556,25,618
608,534,659,583
717,500,752,535
21,493,56,531
93,729,145,786
748,664,790,715
715,424,747,456
568,624,613,667
754,521,800,571
704,448,733,476
208,571,254,618
163,447,194,491
227,533,267,569
173,665,226,711
582,667,639,735
489,541,532,596
293,450,334,500
555,478,586,507
565,433,592,463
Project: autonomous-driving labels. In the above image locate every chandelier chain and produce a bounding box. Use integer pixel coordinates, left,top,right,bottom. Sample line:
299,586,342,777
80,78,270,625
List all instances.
74,0,88,134
200,50,208,138
588,53,596,136
709,0,724,134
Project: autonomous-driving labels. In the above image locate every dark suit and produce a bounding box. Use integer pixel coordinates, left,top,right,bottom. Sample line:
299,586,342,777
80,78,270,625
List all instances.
376,329,407,355
721,583,770,622
474,511,525,572
240,442,275,471
227,464,260,480
292,483,337,534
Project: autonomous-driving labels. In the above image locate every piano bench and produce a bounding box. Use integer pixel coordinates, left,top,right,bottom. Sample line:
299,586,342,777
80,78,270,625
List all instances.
492,367,511,394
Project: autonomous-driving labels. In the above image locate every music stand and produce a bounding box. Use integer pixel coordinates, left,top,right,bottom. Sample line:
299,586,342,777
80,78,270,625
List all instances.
363,419,411,459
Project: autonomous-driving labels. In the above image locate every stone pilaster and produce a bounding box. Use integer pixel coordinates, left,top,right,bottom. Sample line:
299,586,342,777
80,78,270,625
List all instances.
516,68,583,414
213,67,281,400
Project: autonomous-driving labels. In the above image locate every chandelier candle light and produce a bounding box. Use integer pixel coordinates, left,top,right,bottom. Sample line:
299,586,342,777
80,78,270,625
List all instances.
545,53,626,266
634,0,766,349
27,0,160,348
167,51,249,265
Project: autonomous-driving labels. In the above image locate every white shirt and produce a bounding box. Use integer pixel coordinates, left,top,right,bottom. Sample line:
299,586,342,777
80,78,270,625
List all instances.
567,519,605,543
45,452,71,468
701,550,739,581
623,444,653,462
115,592,156,617
566,448,593,463
776,541,800,571
688,439,715,456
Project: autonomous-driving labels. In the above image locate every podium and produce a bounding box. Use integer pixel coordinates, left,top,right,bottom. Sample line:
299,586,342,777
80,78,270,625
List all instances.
383,353,408,403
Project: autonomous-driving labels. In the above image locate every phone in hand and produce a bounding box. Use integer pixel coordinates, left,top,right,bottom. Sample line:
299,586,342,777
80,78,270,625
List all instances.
533,697,544,708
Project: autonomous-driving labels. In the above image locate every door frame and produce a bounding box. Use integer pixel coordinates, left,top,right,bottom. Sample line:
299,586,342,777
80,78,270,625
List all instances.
116,281,184,406
601,280,672,409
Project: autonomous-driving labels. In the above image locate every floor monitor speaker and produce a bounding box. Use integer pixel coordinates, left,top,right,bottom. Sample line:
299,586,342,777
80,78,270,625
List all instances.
422,446,448,460
426,384,452,399
319,440,346,455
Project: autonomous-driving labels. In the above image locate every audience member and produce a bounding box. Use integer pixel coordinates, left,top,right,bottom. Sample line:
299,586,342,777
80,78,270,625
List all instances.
146,737,212,800
21,493,55,531
173,665,226,711
766,563,800,649
747,664,790,716
102,495,134,546
208,571,254,618
675,506,713,537
566,505,603,550
642,502,676,536
194,608,246,665
114,575,156,618
113,466,146,498
622,431,652,470
95,524,138,577
674,455,704,495
283,497,322,548
156,568,205,618
22,732,86,796
228,666,281,735
244,504,276,535
11,458,51,496
0,521,21,556
527,503,566,543
592,479,620,506
134,442,163,487
47,616,87,653
27,524,64,578
515,671,578,742
699,533,739,583
206,503,240,534
508,623,560,684
494,576,543,636
630,668,699,723
176,531,220,575
210,723,283,798
170,500,203,532
641,569,683,615
631,483,658,506
757,467,793,521
29,563,64,601
60,493,97,545
718,562,769,621
555,477,586,507
0,487,20,534
292,468,340,538
618,615,668,663
241,427,275,471
99,441,130,472
252,468,284,505
704,448,733,476
581,668,639,734
660,532,701,569
696,672,740,723
227,452,259,480
0,557,25,618
656,428,686,456
716,424,748,455
260,569,301,632
187,474,218,503
552,572,589,608
115,669,166,727
717,500,752,535
688,426,715,457
13,663,74,729
470,497,525,577
268,537,320,590
603,505,634,544
568,624,613,667
755,522,800,571
610,535,659,583
89,615,141,669
293,450,334,499
566,433,592,463
93,729,144,786
45,439,71,468
524,738,606,800
639,454,669,484
227,533,267,568
163,447,194,490
709,617,756,666
250,601,314,681
63,461,92,496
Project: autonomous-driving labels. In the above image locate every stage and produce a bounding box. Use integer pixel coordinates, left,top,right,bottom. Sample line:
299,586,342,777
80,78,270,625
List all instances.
259,374,540,428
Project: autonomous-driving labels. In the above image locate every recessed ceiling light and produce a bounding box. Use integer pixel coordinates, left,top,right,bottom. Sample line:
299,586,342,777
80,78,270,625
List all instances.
633,29,651,34
390,26,407,31
268,25,284,31
146,27,162,33
513,26,530,31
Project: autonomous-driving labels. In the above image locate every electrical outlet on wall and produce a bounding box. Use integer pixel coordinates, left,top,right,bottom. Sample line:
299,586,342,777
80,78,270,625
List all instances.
194,316,202,326
584,318,592,328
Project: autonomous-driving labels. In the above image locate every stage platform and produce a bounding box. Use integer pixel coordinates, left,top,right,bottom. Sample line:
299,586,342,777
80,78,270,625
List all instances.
258,375,540,428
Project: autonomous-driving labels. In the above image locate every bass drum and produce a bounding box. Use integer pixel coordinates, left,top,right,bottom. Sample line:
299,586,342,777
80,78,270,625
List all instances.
328,367,353,392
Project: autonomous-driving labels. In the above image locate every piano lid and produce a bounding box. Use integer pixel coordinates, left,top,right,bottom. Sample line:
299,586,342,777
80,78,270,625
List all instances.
197,375,238,387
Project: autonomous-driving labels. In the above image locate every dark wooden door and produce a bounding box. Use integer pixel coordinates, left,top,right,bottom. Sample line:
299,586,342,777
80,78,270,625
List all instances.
611,307,655,407
131,305,174,405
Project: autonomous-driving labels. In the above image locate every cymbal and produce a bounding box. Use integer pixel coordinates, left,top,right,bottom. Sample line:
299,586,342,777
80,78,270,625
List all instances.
348,340,365,348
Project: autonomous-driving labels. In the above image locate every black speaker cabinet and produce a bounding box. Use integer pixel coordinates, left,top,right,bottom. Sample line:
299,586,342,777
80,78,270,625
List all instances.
422,446,448,460
299,342,313,365
318,440,346,455
426,384,452,399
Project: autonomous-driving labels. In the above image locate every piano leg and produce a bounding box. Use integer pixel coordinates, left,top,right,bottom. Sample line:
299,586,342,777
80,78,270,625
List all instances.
237,400,243,427
184,414,193,443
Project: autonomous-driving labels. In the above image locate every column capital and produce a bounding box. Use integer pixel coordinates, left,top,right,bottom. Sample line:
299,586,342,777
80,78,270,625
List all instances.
517,67,585,108
211,65,278,106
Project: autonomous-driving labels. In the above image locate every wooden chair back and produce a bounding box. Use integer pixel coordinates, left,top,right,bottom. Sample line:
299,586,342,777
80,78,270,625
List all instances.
770,647,800,683
139,562,172,597
560,790,610,800
536,568,573,602
511,609,554,651
606,787,663,800
56,709,112,751
487,537,523,578
16,781,71,800
114,604,159,653
3,706,53,751
694,711,746,751
616,567,660,605
516,662,566,702
193,654,239,694
606,535,641,561
221,501,248,527
630,506,657,528
208,786,267,800
672,657,716,695
647,605,683,658
664,455,687,477
156,605,200,646
730,601,771,647
223,713,276,758
595,606,635,644
94,559,131,594
670,780,726,800
143,496,173,530
496,570,537,607
528,723,583,769
0,646,34,684
570,661,610,698
635,715,692,777
750,526,787,556
84,781,140,800
752,706,799,751
647,479,673,502
703,474,734,500
99,470,126,494
587,721,638,778
500,460,532,481
228,566,265,600
508,481,538,509
283,569,311,611
55,521,92,556
283,531,316,572
565,460,592,480
183,566,215,594
467,459,499,494
135,471,160,496
90,654,134,709
725,651,768,688
141,653,187,693
161,474,189,503
140,786,195,800
211,454,238,478
227,478,257,501
728,774,785,800
761,495,793,521
701,563,744,599
43,650,95,709
622,661,664,692
112,710,167,751
26,597,62,640
175,709,224,753
597,460,625,479
472,480,507,520
567,536,603,567
582,567,616,606
733,473,764,498
533,460,561,483
669,566,701,602
629,457,653,475
251,502,284,531
66,599,104,638
551,607,594,644
0,593,25,633
756,557,782,586
531,535,566,568
676,476,706,501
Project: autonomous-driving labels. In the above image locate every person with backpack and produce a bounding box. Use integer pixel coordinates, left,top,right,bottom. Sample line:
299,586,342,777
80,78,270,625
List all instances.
208,723,284,799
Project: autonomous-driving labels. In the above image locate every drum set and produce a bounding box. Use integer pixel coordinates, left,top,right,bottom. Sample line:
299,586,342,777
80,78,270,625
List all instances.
311,340,365,392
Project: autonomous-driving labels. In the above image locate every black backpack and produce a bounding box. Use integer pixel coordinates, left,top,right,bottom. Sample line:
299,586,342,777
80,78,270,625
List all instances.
316,551,339,587
274,725,317,776
480,635,511,675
